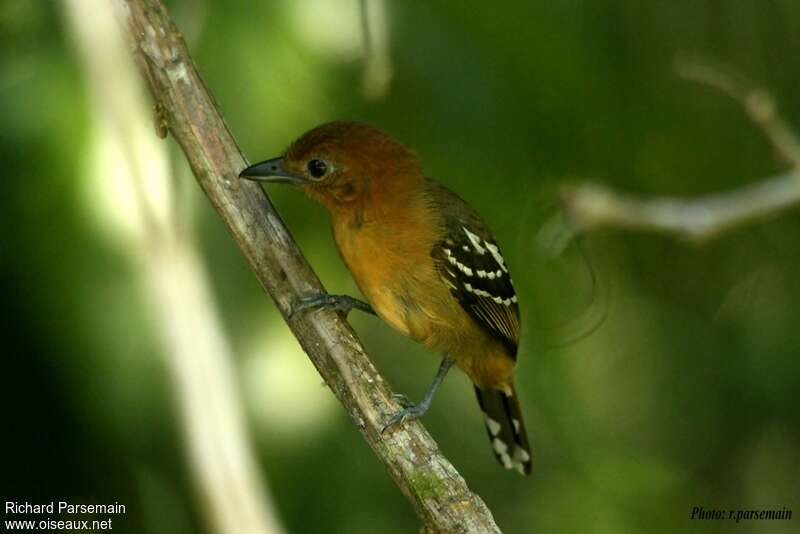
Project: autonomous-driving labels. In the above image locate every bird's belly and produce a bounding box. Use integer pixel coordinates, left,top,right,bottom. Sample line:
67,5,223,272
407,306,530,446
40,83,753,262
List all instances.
337,235,438,340
351,260,437,341
366,285,414,336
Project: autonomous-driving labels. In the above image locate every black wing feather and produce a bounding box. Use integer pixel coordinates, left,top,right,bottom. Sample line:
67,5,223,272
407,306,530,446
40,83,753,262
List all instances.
426,181,520,358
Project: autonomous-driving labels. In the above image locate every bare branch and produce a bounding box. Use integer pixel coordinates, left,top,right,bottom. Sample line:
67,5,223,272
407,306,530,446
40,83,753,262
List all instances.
675,57,800,168
561,172,800,243
553,60,800,245
65,1,286,532
114,0,500,532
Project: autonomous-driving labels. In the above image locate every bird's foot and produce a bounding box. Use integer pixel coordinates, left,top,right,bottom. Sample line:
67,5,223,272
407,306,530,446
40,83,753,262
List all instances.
291,293,375,317
381,400,429,434
391,393,414,408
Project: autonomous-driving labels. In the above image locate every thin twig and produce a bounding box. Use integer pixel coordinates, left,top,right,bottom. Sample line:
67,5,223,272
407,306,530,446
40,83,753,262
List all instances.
675,57,800,168
553,59,800,245
561,172,800,243
114,0,501,532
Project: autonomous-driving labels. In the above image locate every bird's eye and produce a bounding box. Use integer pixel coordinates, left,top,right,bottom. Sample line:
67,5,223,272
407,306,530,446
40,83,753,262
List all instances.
307,159,329,179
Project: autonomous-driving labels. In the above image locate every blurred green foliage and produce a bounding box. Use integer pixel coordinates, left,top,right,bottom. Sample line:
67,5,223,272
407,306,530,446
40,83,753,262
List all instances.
2,1,799,533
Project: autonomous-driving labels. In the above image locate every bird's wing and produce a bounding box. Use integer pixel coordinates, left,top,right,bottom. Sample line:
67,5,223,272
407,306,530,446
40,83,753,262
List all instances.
426,181,520,358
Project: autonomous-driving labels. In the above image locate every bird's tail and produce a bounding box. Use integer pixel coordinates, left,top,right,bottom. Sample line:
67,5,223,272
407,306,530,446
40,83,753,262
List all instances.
474,384,532,475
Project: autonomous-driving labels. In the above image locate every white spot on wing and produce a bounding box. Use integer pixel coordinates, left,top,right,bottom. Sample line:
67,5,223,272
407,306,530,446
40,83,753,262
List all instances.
485,242,508,273
445,248,475,276
464,283,514,306
463,227,486,255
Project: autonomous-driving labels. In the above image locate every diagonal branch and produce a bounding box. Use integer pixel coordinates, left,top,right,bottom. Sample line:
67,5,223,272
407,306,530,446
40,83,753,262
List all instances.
114,0,501,532
65,1,286,532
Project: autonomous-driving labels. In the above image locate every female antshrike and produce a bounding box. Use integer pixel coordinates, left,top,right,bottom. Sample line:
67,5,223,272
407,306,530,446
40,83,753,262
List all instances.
240,121,531,475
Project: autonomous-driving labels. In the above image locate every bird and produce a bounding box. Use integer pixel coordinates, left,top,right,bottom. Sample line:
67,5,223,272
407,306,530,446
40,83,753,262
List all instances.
239,121,531,475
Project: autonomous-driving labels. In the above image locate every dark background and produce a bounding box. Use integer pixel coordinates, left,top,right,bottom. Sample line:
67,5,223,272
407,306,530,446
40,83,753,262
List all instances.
2,1,799,533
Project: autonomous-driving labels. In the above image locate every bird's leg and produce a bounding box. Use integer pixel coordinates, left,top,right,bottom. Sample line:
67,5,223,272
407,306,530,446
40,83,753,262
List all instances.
291,293,376,317
382,357,455,434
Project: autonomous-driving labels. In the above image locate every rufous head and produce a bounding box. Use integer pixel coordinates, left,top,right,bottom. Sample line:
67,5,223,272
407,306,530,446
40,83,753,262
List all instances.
239,121,422,211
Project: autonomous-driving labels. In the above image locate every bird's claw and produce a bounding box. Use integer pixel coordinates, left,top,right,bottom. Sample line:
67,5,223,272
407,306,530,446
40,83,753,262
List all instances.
290,293,374,318
392,393,413,408
381,403,425,434
289,294,327,318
